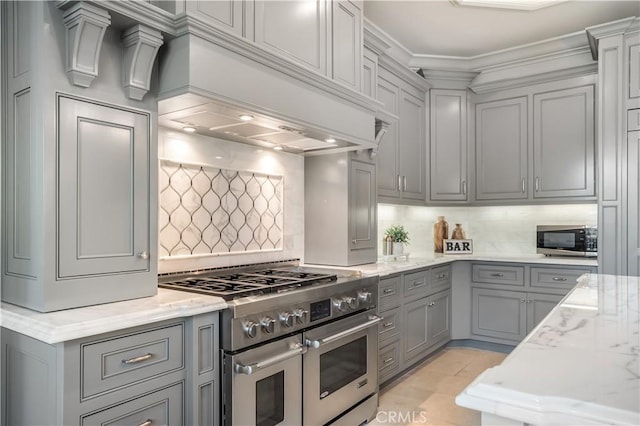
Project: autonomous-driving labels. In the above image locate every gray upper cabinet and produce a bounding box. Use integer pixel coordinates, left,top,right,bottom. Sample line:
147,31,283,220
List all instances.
475,97,528,201
185,0,246,37
376,67,426,202
305,151,377,266
331,1,362,90
58,96,150,278
429,89,468,202
398,88,426,201
533,85,595,198
254,0,328,74
362,47,378,98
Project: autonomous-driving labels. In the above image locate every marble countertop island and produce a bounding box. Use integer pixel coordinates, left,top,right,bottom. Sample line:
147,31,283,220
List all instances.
0,289,227,344
456,273,639,425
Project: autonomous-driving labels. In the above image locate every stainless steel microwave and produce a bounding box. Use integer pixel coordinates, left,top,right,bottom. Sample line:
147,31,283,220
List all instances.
536,225,597,257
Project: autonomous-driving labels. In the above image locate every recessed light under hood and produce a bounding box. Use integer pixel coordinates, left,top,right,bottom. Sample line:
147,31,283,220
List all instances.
158,95,359,154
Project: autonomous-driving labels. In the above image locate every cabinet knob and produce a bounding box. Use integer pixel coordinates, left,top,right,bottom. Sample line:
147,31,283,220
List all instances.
138,251,149,260
527,300,533,304
520,298,526,303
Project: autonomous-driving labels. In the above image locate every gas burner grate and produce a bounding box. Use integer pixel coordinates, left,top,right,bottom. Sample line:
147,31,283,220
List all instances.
158,268,337,300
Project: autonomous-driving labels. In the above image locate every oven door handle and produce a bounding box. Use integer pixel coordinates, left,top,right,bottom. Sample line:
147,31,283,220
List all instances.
305,315,382,349
234,343,305,375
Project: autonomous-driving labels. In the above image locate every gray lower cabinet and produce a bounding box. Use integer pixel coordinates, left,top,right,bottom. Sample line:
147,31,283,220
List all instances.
471,288,562,342
378,265,452,385
470,263,595,344
1,313,219,426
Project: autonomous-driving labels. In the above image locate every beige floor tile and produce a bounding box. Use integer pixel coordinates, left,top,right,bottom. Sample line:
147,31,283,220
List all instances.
418,392,481,426
376,347,508,426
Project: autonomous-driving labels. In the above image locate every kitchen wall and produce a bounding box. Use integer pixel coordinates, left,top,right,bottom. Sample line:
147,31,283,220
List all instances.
158,129,304,273
378,203,598,258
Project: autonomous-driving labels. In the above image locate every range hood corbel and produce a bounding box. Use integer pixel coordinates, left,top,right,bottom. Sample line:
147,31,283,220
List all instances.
369,119,389,159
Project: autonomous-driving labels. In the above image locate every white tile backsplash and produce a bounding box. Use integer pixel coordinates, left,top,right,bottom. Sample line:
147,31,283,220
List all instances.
378,203,597,257
158,129,304,273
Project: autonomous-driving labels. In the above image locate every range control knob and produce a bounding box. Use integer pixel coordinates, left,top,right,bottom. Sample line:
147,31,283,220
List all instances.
243,320,258,338
358,290,372,304
261,317,276,334
343,296,358,310
294,308,308,324
280,312,295,328
333,298,348,312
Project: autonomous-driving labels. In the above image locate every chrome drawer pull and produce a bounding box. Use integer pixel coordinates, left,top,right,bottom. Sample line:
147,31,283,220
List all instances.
383,288,394,294
138,251,149,260
383,357,394,364
490,273,504,277
412,282,426,288
437,273,447,279
122,353,153,365
552,277,568,281
382,322,394,328
139,421,152,426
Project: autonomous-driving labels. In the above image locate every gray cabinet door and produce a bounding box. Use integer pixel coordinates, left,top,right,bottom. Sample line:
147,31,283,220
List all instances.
427,290,451,346
185,0,245,37
58,96,150,278
402,296,429,365
331,0,362,90
350,160,376,252
376,70,401,198
398,89,426,201
533,86,595,198
430,89,468,201
629,130,640,276
362,48,377,98
475,97,528,200
526,293,563,332
254,0,327,74
471,288,527,342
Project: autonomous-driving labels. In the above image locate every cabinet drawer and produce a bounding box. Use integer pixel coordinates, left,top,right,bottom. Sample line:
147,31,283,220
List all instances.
472,264,524,286
629,109,640,131
430,265,452,293
81,382,184,425
379,275,402,310
403,269,430,300
378,307,401,344
531,267,592,291
81,324,184,399
378,339,401,383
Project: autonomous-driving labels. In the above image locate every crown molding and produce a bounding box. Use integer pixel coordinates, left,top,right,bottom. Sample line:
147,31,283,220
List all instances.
586,16,637,60
423,70,480,90
363,18,413,67
363,23,392,56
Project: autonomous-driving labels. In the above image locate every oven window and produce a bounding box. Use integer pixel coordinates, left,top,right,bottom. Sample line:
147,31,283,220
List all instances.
256,371,285,426
319,336,367,398
544,232,576,248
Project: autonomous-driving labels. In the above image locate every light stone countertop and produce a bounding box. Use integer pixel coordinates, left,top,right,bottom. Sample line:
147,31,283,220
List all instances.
455,273,640,425
0,289,227,344
339,253,598,277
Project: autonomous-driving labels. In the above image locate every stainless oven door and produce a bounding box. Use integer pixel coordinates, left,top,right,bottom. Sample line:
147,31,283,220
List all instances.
302,311,382,425
223,335,304,426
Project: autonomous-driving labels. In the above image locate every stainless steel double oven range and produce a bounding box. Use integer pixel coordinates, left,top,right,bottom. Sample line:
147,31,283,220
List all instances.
159,260,381,425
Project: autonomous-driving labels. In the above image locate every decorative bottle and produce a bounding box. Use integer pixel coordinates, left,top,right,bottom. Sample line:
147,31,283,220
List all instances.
452,224,466,240
433,216,449,253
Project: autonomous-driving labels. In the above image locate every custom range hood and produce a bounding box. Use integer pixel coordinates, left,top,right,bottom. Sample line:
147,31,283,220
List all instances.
157,31,380,154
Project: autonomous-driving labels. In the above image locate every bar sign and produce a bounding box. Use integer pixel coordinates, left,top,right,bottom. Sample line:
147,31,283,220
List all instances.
444,239,473,254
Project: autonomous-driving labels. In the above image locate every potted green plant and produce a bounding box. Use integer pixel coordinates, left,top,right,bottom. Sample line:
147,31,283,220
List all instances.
384,225,410,255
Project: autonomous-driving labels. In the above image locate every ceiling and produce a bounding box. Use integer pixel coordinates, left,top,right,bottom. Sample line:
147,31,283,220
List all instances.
363,0,639,57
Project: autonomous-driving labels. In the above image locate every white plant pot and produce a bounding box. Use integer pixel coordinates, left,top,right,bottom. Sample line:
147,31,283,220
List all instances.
392,242,404,255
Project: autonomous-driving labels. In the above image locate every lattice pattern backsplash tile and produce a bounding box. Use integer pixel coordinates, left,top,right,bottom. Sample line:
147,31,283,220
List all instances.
159,160,284,257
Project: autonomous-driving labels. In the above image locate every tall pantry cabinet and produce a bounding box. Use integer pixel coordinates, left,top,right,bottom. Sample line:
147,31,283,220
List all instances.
1,1,159,311
588,18,640,276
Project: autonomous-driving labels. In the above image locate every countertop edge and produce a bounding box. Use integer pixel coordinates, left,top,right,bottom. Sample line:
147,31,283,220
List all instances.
0,291,227,344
